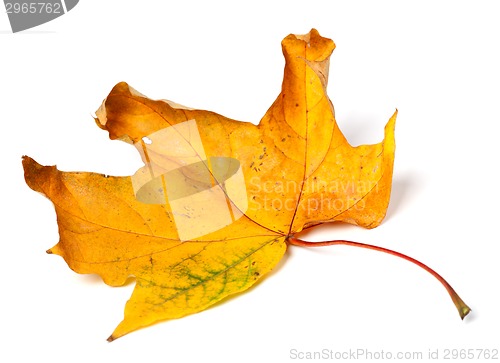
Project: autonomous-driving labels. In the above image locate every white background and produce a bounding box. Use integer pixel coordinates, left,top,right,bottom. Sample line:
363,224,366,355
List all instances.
1,1,499,362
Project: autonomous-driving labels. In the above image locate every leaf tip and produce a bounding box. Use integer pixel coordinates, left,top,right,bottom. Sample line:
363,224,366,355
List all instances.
21,155,36,170
22,155,48,193
46,244,63,256
385,109,398,131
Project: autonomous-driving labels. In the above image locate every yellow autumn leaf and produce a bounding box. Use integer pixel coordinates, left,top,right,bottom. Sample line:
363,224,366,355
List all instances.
23,29,469,341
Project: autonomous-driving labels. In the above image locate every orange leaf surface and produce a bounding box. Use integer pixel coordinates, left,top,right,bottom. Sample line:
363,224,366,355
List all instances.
23,29,397,340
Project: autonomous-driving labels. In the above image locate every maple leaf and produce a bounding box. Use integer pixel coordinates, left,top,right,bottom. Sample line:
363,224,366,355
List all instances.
22,29,469,341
